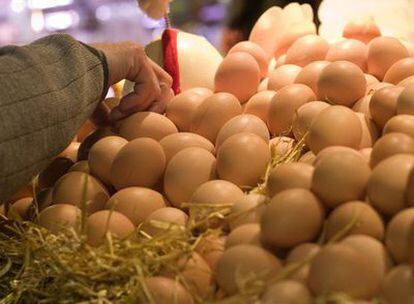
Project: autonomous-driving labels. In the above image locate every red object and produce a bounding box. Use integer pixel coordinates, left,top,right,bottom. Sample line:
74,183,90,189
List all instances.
162,28,181,94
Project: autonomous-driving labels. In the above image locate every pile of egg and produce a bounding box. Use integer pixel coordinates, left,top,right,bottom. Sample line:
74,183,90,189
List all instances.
5,13,414,304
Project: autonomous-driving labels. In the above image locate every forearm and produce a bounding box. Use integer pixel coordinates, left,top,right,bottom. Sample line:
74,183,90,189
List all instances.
0,34,108,201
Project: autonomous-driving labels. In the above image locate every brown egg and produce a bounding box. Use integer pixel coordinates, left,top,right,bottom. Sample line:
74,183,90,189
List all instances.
160,132,215,164
38,157,74,189
164,147,216,208
314,146,363,166
267,64,302,91
294,61,330,98
165,91,208,132
258,78,269,91
59,141,80,162
110,138,166,190
267,162,314,198
142,277,193,304
195,234,225,270
342,17,381,44
385,208,414,263
353,95,373,118
217,132,270,187
261,280,312,304
384,115,414,137
119,112,177,141
228,194,267,230
325,39,368,71
37,204,81,233
77,127,116,161
356,113,379,149
142,207,188,237
292,101,330,141
215,114,269,148
307,106,362,154
53,171,109,214
325,201,384,241
215,52,260,103
225,223,262,249
268,84,316,135
215,244,281,295
88,136,128,185
35,187,53,211
68,161,90,174
367,37,409,80
317,61,366,106
381,265,414,304
261,189,325,248
190,92,242,143
360,148,372,163
365,73,379,86
298,151,316,165
86,210,135,246
366,81,394,96
398,75,414,88
185,87,213,97
397,84,414,115
285,243,321,284
77,119,97,143
368,154,414,216
285,35,329,67
383,57,414,85
243,90,276,123
7,197,33,221
105,187,165,226
371,132,414,167
312,150,371,208
369,86,404,128
228,41,269,78
269,136,295,157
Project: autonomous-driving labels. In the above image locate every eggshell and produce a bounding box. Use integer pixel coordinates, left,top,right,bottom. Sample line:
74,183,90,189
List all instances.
369,86,404,128
397,84,414,115
257,78,269,91
312,150,371,208
142,277,193,304
367,81,394,96
317,61,366,107
275,55,286,67
294,61,330,98
365,73,379,86
190,92,242,142
165,91,208,132
298,151,316,165
359,148,372,163
119,112,177,141
142,207,188,236
261,189,324,248
398,75,414,88
216,132,270,187
353,95,372,118
292,101,330,141
268,84,316,135
186,87,213,97
38,204,81,233
381,265,414,304
7,197,33,221
356,112,379,149
88,136,128,185
342,17,381,44
59,141,80,162
225,223,262,249
53,171,109,214
285,35,329,67
195,234,225,270
383,115,414,137
77,127,116,161
368,154,414,216
367,37,409,80
285,243,321,284
38,157,74,189
159,133,215,164
215,114,269,148
164,147,216,208
216,244,281,295
267,64,302,91
261,280,312,304
307,106,362,154
228,194,267,230
314,146,363,166
68,161,90,174
325,39,368,71
215,52,260,103
269,136,295,157
228,41,269,78
110,138,166,190
267,162,314,198
243,90,276,123
383,57,414,85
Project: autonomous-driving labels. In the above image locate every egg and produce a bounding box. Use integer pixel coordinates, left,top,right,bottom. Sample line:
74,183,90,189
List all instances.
356,112,379,149
228,194,267,230
381,265,414,304
261,189,324,248
342,17,381,44
225,223,262,249
105,187,165,226
285,35,329,67
325,39,368,71
164,147,216,208
110,138,166,190
307,106,362,154
312,150,371,208
366,81,394,96
37,204,81,233
53,171,109,214
38,157,74,189
269,136,295,157
88,136,128,185
383,57,414,85
317,61,366,107
216,132,270,188
257,77,269,91
365,73,379,86
267,162,314,198
370,132,414,167
195,234,225,270
369,86,404,128
77,127,116,161
119,112,178,141
298,151,316,165
86,210,135,246
268,84,316,135
68,161,90,174
398,75,414,88
368,154,414,216
186,87,214,97
142,207,188,237
396,84,414,115
190,92,242,143
243,90,276,123
352,95,373,118
59,141,80,162
359,148,372,163
215,244,281,295
285,243,321,284
261,280,312,304
292,101,330,141
215,52,260,103
276,54,286,67
383,115,414,137
159,132,215,164
141,277,193,304
7,197,33,221
367,37,409,80
228,41,269,78
313,146,363,166
215,114,269,148
267,64,302,91
294,61,330,98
